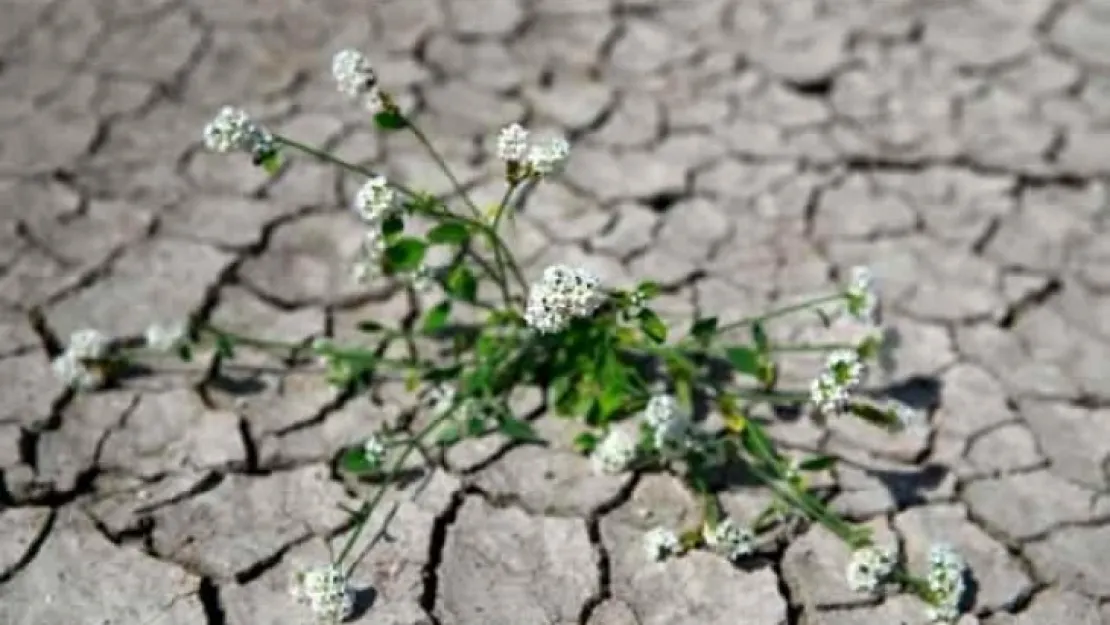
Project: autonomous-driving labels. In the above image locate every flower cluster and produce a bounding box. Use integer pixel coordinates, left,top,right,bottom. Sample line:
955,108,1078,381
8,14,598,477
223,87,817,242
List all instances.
810,349,865,416
591,429,637,475
925,545,967,622
524,265,605,334
641,394,699,459
363,434,386,469
354,176,396,224
843,266,879,325
703,518,755,562
845,545,897,593
51,329,110,391
290,564,354,625
644,526,681,561
351,230,387,284
144,322,187,353
495,123,570,177
203,106,275,163
332,49,381,110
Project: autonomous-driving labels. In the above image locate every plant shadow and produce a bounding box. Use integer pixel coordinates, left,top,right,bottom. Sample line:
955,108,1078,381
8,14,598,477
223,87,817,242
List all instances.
347,585,377,620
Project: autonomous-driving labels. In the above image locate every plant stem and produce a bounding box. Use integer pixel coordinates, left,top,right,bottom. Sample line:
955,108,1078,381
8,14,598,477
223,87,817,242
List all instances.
487,182,519,305
745,460,865,547
768,342,856,353
200,324,306,352
273,135,417,200
337,407,452,571
716,293,844,335
414,204,527,297
731,387,810,404
404,121,482,219
336,339,538,572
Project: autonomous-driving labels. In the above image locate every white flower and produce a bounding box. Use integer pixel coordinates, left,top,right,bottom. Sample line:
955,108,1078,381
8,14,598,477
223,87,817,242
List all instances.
145,322,186,352
844,266,879,324
810,349,864,416
826,349,864,389
643,527,680,561
591,429,637,475
642,394,680,429
653,413,696,458
51,329,111,391
332,49,377,99
353,176,395,223
203,106,251,153
524,265,605,334
496,123,529,162
363,434,386,467
527,136,570,175
703,518,754,562
427,384,458,418
67,329,109,360
406,265,435,293
51,353,105,391
351,230,387,284
925,544,967,622
846,545,897,593
290,563,354,625
203,106,273,158
810,372,849,416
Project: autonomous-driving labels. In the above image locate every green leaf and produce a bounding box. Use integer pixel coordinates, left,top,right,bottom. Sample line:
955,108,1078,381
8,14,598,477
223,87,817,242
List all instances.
373,110,408,130
427,222,470,245
636,280,661,299
381,214,404,238
445,265,478,303
258,151,282,174
214,334,235,359
798,455,836,472
724,345,762,377
357,319,386,334
434,422,462,446
497,416,543,444
550,374,577,417
572,431,599,454
338,447,379,475
739,420,781,468
421,301,452,334
752,321,769,352
465,414,487,437
177,344,193,362
690,316,718,343
384,237,427,273
847,400,897,430
597,353,629,419
639,309,668,344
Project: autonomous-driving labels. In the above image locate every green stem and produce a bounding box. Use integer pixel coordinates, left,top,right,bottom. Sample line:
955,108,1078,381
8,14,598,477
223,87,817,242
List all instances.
414,204,527,297
768,342,856,353
273,135,418,200
337,406,454,571
487,182,518,303
404,121,482,219
731,387,810,404
200,324,306,352
745,459,866,548
716,293,845,335
336,338,538,571
275,132,527,301
891,569,936,602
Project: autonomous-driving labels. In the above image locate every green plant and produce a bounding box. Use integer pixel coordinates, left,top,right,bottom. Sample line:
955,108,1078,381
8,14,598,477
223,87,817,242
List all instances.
46,49,968,625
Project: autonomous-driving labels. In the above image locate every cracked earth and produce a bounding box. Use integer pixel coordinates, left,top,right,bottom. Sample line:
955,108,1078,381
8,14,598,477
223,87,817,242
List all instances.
2,0,1110,623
